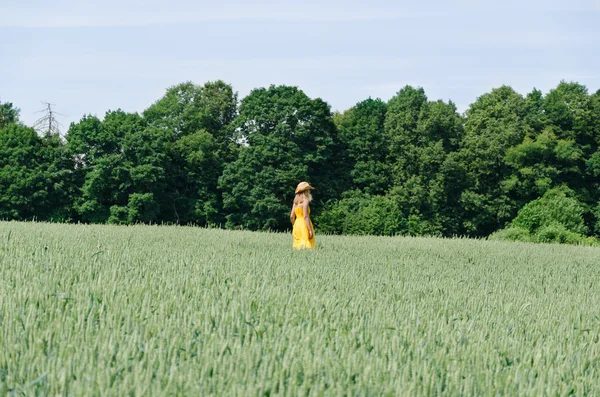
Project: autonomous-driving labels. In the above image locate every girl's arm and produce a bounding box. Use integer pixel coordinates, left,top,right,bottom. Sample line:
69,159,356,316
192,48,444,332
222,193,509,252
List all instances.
302,201,313,238
290,206,296,224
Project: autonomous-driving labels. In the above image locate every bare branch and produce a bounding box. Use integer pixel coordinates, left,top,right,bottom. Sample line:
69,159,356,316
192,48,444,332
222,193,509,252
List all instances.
34,101,64,137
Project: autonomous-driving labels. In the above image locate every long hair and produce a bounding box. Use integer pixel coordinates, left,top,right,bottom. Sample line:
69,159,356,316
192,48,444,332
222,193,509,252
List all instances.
293,190,313,205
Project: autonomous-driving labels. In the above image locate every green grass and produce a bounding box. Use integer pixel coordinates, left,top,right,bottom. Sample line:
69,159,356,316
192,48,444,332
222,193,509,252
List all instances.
1,221,600,396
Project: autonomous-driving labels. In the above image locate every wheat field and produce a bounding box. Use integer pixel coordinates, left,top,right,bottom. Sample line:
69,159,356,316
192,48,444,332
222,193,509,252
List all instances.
1,221,599,396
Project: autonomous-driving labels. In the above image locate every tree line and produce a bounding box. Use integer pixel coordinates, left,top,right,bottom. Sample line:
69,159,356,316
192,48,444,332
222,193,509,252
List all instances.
1,81,600,243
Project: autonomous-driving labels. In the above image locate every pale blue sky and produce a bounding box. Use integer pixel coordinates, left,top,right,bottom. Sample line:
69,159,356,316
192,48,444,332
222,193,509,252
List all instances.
1,0,599,129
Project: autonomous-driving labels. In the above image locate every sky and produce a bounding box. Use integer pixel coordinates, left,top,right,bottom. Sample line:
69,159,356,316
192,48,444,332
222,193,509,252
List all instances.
1,0,599,129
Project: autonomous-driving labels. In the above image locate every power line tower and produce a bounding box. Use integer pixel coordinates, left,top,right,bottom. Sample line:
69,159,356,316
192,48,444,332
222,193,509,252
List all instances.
34,101,64,137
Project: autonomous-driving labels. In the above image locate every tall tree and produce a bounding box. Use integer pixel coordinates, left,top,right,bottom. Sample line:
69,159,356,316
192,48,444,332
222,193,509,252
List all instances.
448,86,529,235
143,81,237,225
0,124,73,221
0,124,45,220
384,86,464,235
38,132,77,221
219,85,344,230
66,110,153,223
335,98,389,195
0,101,20,130
543,82,599,201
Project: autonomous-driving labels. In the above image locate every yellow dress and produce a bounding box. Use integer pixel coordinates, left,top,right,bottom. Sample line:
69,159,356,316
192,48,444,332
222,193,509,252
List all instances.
292,206,315,249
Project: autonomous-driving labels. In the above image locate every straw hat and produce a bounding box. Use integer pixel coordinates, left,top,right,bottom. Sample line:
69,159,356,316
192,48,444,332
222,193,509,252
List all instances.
295,181,315,194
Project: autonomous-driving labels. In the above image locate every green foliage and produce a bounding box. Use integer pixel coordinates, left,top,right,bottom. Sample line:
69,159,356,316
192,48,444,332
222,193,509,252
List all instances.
512,187,587,235
503,128,581,203
316,191,404,236
68,111,150,223
488,226,532,242
316,189,444,237
37,133,78,221
453,86,530,235
219,85,344,231
143,80,237,144
535,222,591,245
543,81,594,140
0,124,74,221
384,86,464,235
67,114,126,164
108,193,159,224
491,187,597,245
0,124,45,219
2,79,600,244
0,101,20,129
66,81,237,226
143,81,237,226
335,98,389,195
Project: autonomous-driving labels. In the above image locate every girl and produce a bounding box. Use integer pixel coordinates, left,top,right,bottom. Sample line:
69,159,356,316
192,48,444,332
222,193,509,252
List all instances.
290,181,316,249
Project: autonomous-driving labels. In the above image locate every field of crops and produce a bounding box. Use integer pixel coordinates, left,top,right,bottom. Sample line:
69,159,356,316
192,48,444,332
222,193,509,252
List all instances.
1,221,600,395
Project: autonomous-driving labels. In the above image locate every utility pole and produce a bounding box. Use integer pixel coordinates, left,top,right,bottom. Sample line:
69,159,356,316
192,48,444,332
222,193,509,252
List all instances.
34,101,64,137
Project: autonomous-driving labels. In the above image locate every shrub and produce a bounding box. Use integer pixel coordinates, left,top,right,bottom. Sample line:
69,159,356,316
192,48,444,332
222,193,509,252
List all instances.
512,186,587,234
489,226,532,242
491,186,598,245
316,192,405,236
